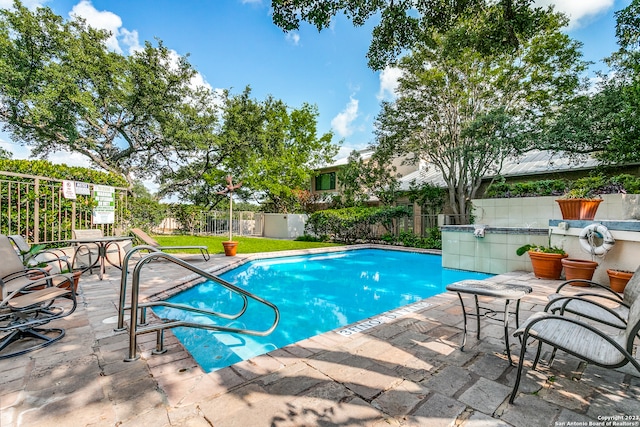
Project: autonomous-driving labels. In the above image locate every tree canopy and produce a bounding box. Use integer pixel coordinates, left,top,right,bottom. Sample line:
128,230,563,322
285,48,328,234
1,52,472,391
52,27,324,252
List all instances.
540,0,640,164
158,87,337,212
0,1,215,186
373,6,586,223
336,150,401,207
0,1,336,212
271,0,549,70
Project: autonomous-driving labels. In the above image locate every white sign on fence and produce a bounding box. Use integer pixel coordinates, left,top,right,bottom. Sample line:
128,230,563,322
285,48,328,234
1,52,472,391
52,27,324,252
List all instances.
92,185,115,224
75,182,91,196
62,180,76,199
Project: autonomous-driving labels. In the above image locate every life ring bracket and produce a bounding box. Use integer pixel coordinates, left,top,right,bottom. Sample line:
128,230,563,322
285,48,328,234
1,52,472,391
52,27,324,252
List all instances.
578,223,615,256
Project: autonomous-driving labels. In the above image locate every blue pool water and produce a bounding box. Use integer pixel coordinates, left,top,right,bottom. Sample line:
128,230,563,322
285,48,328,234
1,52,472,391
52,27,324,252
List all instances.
153,249,493,372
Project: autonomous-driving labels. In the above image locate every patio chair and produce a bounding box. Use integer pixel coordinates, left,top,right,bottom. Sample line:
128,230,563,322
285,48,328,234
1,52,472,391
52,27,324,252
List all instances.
0,235,63,299
509,296,640,404
0,235,77,358
545,265,640,330
0,275,77,358
8,234,74,274
130,228,210,261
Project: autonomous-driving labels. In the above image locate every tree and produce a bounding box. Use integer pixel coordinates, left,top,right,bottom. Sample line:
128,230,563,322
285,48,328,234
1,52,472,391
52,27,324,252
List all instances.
540,0,640,164
244,97,337,213
373,7,586,224
129,182,165,232
159,87,338,212
0,1,216,186
335,150,401,207
271,0,548,70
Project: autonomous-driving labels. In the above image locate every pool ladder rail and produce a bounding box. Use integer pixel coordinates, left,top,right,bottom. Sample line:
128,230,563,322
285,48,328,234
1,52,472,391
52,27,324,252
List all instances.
116,245,280,362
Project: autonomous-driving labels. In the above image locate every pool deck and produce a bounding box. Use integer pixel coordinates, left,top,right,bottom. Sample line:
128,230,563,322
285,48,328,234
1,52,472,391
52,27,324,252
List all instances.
2,246,639,427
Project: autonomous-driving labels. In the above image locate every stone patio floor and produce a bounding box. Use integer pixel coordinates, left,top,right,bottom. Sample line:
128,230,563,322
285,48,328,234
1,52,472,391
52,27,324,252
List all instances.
1,246,639,427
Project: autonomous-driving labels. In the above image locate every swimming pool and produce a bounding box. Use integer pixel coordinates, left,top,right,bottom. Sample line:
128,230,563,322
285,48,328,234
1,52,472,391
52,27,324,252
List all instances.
153,248,493,372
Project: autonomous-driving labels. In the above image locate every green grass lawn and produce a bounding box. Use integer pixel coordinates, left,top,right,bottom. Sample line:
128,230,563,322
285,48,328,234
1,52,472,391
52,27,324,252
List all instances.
152,234,341,255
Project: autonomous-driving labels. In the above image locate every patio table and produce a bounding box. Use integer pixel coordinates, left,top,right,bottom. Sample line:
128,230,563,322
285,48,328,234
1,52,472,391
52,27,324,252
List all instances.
69,236,133,280
446,280,533,364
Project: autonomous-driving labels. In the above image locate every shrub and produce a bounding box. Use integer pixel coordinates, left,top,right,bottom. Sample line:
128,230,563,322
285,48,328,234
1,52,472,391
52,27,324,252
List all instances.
294,234,326,242
305,206,411,244
485,174,640,198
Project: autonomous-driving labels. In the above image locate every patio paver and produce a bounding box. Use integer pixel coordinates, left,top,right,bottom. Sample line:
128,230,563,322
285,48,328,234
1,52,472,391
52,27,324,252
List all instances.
1,247,639,426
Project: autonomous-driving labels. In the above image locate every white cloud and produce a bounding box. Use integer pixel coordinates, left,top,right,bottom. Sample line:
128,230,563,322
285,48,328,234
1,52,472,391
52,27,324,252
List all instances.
331,97,359,137
286,32,301,46
0,134,92,167
377,66,402,100
119,28,142,55
534,0,615,29
69,0,141,54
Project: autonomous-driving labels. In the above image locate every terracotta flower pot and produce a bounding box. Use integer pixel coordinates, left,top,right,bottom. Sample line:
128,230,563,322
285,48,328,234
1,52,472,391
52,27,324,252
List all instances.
561,258,598,284
607,269,633,293
556,198,602,220
222,241,238,257
72,271,81,293
528,251,568,280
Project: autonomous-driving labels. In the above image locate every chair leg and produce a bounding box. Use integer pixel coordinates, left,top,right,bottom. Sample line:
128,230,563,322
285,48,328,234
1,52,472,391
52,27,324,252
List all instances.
456,293,468,351
548,347,559,366
532,341,543,370
509,332,531,404
0,327,65,359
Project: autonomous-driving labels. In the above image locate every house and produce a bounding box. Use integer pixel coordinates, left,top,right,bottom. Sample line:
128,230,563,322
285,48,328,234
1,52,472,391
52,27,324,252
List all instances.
311,148,640,234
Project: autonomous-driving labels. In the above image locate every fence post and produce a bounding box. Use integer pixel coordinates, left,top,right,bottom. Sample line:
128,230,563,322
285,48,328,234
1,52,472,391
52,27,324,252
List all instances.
34,177,40,243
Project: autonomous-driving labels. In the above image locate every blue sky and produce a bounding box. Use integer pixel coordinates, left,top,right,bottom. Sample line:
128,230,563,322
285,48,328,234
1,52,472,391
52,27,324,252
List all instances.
0,0,633,169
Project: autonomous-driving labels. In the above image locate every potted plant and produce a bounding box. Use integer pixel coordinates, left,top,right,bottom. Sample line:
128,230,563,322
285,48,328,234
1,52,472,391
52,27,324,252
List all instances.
606,269,634,293
561,258,598,283
556,188,603,221
217,175,242,256
517,244,568,280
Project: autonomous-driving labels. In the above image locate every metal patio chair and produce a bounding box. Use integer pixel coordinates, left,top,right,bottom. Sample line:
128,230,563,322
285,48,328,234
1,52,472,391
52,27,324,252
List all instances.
130,228,210,261
0,235,77,358
509,296,640,404
546,264,640,330
8,234,73,274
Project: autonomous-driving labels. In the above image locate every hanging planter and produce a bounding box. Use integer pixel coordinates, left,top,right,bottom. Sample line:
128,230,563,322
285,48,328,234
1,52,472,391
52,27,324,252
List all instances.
607,269,633,293
561,258,598,284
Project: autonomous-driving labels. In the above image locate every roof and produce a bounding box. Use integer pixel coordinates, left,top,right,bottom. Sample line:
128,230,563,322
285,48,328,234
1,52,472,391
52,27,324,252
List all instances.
321,148,605,191
397,150,601,190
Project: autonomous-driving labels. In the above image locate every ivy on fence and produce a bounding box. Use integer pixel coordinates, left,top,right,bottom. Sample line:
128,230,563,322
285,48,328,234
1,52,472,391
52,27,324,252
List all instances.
0,159,129,242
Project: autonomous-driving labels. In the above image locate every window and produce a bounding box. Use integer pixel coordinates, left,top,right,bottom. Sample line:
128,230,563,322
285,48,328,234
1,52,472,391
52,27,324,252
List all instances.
315,172,336,191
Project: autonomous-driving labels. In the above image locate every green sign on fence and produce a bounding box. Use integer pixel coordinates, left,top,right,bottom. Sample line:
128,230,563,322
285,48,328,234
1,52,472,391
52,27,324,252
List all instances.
92,185,115,224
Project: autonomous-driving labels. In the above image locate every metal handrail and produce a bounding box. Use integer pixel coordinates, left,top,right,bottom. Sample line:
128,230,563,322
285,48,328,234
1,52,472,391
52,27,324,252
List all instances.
116,244,161,331
120,249,280,362
116,245,251,330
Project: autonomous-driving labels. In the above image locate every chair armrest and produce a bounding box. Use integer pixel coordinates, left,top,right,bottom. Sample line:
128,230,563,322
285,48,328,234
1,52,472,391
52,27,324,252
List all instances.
544,295,628,325
2,267,50,282
32,249,73,273
554,280,623,301
1,273,74,304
